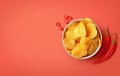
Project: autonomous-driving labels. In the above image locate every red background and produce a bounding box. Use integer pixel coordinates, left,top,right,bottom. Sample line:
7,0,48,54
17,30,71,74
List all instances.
0,0,120,76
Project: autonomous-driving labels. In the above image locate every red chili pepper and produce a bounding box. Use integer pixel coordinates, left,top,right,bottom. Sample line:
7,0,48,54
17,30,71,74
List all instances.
93,33,117,64
68,16,73,20
56,22,61,26
64,15,69,19
64,19,69,24
94,27,111,58
59,26,64,31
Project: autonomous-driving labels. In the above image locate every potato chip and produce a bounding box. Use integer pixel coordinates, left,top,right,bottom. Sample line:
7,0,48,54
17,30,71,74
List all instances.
65,29,77,40
86,23,97,38
67,48,72,52
82,18,93,25
98,38,101,45
88,42,99,55
92,34,99,43
71,43,84,56
68,21,79,30
88,35,100,54
72,50,87,59
71,38,92,58
63,37,76,50
74,21,86,38
75,37,81,42
80,38,92,49
80,37,92,44
66,22,80,40
71,49,87,59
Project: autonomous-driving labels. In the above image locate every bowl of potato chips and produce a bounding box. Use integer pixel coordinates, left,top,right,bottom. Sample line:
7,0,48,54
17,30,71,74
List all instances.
62,18,102,59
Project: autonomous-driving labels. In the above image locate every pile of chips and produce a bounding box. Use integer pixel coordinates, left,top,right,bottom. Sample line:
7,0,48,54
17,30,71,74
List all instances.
63,18,101,59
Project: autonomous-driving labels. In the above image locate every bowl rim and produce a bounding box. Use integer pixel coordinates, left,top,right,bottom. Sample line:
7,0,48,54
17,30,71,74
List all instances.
62,18,102,59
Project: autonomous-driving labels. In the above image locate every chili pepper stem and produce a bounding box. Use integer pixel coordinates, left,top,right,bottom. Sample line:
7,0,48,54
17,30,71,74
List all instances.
106,26,110,36
112,33,117,45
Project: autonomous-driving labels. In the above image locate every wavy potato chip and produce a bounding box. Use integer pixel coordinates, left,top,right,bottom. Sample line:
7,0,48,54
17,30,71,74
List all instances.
92,34,99,43
71,49,87,59
72,50,87,59
82,18,93,25
67,48,72,52
63,37,76,50
66,22,80,40
68,21,79,30
74,22,86,38
98,38,101,45
88,42,99,55
71,38,92,58
86,23,97,38
65,29,77,40
80,38,92,49
88,35,100,54
71,43,84,57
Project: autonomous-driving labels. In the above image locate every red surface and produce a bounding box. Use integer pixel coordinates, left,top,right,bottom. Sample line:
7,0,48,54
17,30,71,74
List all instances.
0,0,120,76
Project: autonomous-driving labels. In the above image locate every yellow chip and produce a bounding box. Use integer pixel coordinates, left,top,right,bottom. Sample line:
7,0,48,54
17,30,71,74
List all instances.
71,38,92,58
88,42,99,55
88,35,100,55
71,48,87,59
71,43,84,58
98,38,101,45
65,22,80,40
82,18,93,25
92,34,99,43
74,21,86,38
65,29,77,40
72,50,87,59
68,21,79,30
63,37,76,50
67,48,72,52
80,38,92,49
86,23,97,38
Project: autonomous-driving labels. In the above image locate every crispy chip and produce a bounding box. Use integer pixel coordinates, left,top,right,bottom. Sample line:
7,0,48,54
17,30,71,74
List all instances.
92,34,99,43
63,37,76,50
74,21,86,38
80,38,92,45
71,38,92,58
67,48,72,52
88,35,100,54
66,22,80,40
71,49,87,59
98,38,101,45
71,42,84,58
86,23,97,38
65,29,77,40
68,21,79,30
88,42,99,55
82,18,93,25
